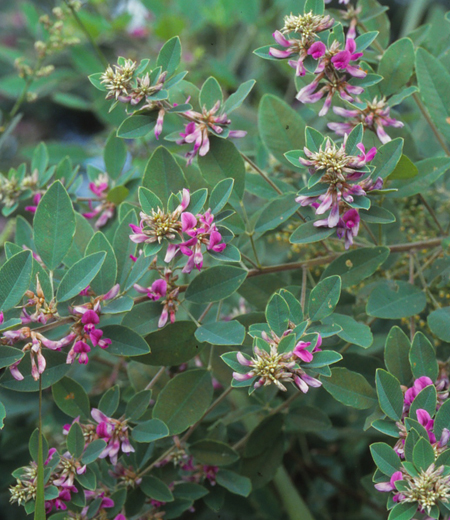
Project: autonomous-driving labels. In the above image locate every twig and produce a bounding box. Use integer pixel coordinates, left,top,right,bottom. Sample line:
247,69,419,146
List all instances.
145,366,165,391
419,194,446,235
412,93,450,157
409,252,415,341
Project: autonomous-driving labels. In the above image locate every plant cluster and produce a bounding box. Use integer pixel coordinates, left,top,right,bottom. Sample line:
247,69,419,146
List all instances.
0,0,450,519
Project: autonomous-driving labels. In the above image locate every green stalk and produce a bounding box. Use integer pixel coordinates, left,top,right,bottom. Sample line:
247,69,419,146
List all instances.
34,377,45,520
274,466,316,520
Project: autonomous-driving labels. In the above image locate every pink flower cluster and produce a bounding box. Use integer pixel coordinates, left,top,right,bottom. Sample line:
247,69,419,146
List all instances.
328,98,404,144
295,136,381,249
2,285,119,381
296,37,366,116
90,408,135,465
177,101,246,165
233,331,322,393
165,209,227,274
83,174,115,228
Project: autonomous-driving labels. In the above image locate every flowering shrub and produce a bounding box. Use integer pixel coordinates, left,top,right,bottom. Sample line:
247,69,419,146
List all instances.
1,0,450,519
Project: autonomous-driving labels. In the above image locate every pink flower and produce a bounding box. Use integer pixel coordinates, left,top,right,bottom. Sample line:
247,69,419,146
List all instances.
336,209,360,249
134,279,167,301
416,409,436,443
404,377,434,407
25,193,42,213
91,409,135,465
374,470,403,493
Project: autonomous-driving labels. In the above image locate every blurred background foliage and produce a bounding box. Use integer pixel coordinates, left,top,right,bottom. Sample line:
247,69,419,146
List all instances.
0,0,450,519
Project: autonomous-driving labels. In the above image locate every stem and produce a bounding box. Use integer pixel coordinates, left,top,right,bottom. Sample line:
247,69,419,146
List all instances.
419,194,446,235
248,233,262,268
273,466,316,520
358,22,385,54
240,251,259,269
34,376,45,520
198,302,214,324
65,1,108,67
180,386,233,443
240,152,285,198
412,93,450,156
145,366,165,391
362,221,378,245
137,386,233,478
300,266,307,313
409,253,415,341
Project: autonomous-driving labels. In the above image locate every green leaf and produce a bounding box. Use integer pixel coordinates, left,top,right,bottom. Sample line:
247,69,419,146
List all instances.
102,325,150,356
126,390,152,421
360,205,396,224
413,437,435,471
306,350,342,368
185,266,247,304
142,146,186,203
329,314,373,348
199,76,222,110
209,178,234,214
415,47,450,144
33,181,76,270
216,469,252,497
52,377,90,419
371,419,399,438
279,289,303,325
67,422,85,459
370,442,401,476
322,367,377,410
0,351,71,392
289,221,334,244
104,130,127,180
189,440,240,466
139,321,200,366
254,193,299,233
391,157,450,198
434,399,450,441
0,250,33,311
63,213,94,268
81,439,107,464
32,142,49,177
409,332,438,381
141,475,174,502
195,321,246,346
307,276,341,321
0,401,6,428
304,0,324,15
355,31,379,52
153,369,213,435
259,94,306,168
157,36,181,77
138,187,163,214
305,126,325,152
107,185,129,205
85,232,117,296
285,405,332,433
345,124,364,156
379,38,415,96
173,483,208,500
428,307,450,342
117,113,158,138
387,502,417,520
388,155,418,180
223,80,255,114
367,281,426,319
265,293,290,336
113,209,137,286
384,326,412,386
99,385,120,416
375,369,403,421
370,138,404,179
132,418,170,443
409,384,437,420
56,252,106,302
198,137,245,199
0,345,24,369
